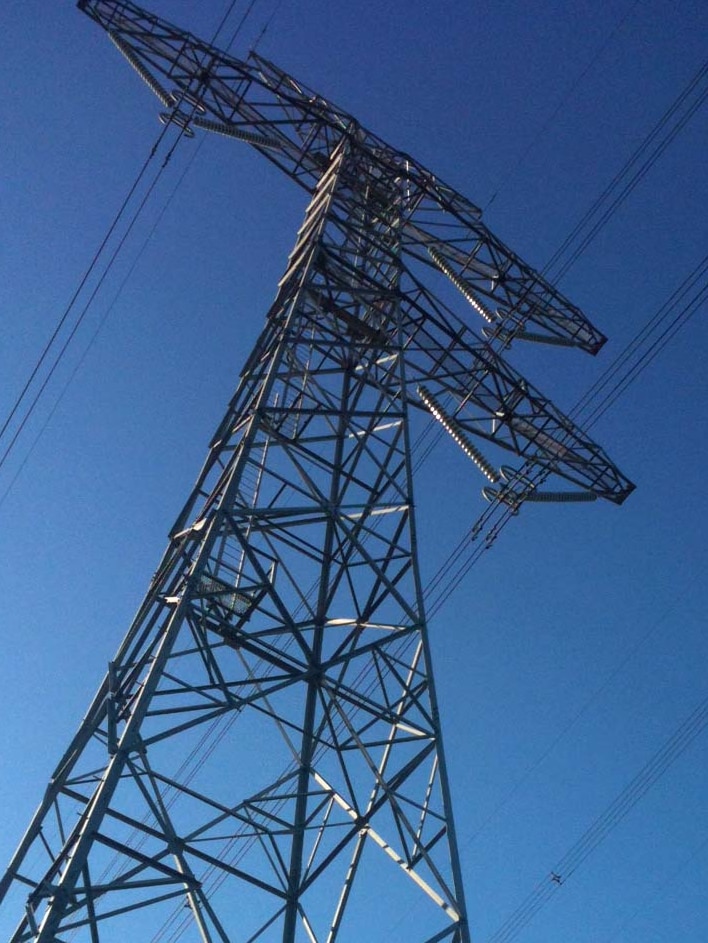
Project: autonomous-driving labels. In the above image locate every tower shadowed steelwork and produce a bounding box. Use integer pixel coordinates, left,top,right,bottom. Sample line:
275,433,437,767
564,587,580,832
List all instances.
0,3,633,940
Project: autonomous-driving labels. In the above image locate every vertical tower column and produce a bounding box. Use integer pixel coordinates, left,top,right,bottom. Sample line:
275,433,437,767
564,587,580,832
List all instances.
1,137,470,943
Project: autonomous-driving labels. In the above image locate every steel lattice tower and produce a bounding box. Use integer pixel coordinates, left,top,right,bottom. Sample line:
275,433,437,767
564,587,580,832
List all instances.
0,3,634,941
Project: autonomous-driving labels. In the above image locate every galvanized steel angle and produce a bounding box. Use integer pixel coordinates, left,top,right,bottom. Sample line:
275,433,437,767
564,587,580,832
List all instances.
192,621,306,686
173,840,289,899
375,644,432,702
88,832,193,889
222,511,300,618
367,646,429,719
312,700,361,815
317,675,418,735
329,523,415,621
299,742,437,896
325,624,418,675
182,617,235,695
121,755,191,864
54,889,187,937
338,424,407,500
142,699,232,736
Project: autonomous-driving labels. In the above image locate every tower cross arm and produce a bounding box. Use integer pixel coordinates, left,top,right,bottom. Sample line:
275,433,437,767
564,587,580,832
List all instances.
398,288,634,504
78,0,606,355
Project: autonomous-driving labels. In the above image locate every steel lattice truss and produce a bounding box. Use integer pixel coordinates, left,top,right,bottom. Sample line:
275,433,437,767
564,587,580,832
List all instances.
0,3,634,942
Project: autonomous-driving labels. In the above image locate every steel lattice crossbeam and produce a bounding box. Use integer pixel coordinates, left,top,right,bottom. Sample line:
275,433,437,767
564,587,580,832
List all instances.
81,0,615,358
0,3,634,943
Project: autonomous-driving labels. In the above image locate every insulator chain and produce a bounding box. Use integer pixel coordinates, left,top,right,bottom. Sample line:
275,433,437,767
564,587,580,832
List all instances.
427,246,498,324
109,31,173,107
417,385,499,483
192,117,281,150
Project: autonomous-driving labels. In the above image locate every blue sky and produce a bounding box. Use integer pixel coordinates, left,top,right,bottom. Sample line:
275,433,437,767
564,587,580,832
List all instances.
1,0,707,940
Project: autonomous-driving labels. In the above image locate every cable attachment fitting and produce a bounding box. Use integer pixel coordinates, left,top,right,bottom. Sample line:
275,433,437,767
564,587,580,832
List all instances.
169,89,206,114
158,111,195,138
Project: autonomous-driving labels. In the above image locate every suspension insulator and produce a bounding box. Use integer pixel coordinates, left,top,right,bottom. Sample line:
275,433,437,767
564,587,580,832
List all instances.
427,247,497,324
417,385,499,483
498,467,597,503
483,323,576,349
510,328,576,348
192,117,281,150
523,490,597,503
109,31,173,108
465,287,497,325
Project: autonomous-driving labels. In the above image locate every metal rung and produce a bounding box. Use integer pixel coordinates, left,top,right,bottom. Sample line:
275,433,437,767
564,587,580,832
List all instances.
196,575,250,614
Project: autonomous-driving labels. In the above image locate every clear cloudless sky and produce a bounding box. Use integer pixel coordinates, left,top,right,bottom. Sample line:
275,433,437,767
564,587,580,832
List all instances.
1,0,707,940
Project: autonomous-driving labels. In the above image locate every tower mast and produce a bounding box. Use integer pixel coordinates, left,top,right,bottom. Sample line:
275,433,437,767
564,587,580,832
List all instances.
0,3,633,941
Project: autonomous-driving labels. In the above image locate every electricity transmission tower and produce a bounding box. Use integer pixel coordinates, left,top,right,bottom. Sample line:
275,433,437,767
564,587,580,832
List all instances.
1,2,634,941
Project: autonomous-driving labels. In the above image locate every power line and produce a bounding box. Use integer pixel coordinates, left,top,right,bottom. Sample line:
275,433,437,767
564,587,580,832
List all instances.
251,0,287,53
487,693,708,943
572,252,708,419
547,62,708,283
583,257,708,428
423,258,706,618
0,0,259,496
0,138,207,512
211,0,243,46
457,568,702,849
603,833,708,943
423,95,708,616
0,133,164,450
10,0,704,909
2,5,700,936
0,125,191,479
418,54,708,614
410,256,708,942
485,0,642,210
225,0,260,51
